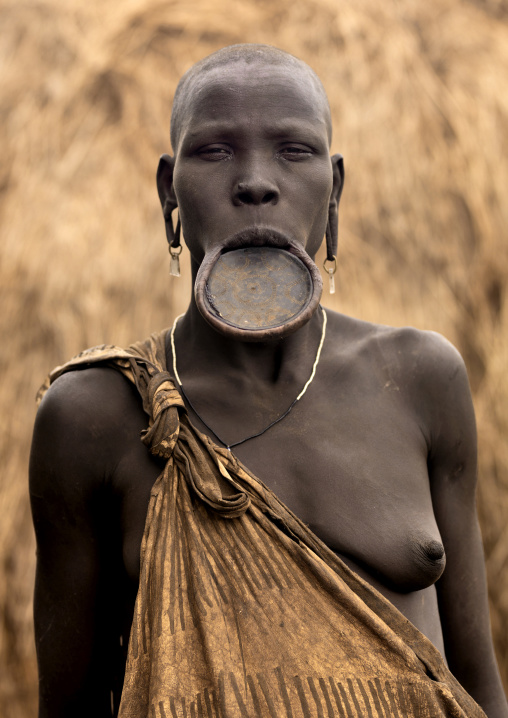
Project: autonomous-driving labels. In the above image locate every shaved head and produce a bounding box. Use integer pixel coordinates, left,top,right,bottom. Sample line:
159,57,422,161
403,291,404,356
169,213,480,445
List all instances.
170,44,332,152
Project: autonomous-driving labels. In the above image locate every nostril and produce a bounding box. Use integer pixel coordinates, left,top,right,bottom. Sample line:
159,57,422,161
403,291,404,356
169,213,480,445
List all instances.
234,187,278,205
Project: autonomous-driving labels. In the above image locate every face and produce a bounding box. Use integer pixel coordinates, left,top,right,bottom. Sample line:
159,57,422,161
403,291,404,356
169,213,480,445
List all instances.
166,62,337,266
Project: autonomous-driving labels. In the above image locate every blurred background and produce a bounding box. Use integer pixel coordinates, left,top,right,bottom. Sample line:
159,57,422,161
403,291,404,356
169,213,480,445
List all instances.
1,0,507,714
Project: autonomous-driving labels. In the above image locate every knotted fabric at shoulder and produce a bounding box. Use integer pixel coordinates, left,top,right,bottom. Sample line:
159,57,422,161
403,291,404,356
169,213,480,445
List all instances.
140,371,185,459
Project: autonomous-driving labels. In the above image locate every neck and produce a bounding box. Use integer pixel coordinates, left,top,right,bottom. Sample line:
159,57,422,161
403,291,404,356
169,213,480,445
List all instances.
169,296,327,452
172,294,325,387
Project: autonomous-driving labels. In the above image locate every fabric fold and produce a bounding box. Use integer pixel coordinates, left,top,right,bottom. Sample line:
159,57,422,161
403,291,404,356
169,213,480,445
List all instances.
141,371,184,459
173,426,251,517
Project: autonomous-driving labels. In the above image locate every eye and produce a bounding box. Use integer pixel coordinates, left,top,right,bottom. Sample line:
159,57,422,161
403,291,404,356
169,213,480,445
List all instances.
197,146,232,161
278,145,314,161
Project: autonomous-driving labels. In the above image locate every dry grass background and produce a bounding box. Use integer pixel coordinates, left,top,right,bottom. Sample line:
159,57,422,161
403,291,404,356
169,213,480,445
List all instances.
1,0,507,714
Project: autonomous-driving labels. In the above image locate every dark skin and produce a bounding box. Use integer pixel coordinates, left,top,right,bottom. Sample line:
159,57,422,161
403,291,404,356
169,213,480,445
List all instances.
30,59,508,717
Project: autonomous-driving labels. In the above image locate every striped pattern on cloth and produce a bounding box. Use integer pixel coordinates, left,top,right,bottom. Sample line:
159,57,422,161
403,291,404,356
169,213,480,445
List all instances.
40,330,486,718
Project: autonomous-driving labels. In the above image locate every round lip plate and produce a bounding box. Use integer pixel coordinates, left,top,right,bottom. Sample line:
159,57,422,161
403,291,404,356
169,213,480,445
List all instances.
195,242,323,342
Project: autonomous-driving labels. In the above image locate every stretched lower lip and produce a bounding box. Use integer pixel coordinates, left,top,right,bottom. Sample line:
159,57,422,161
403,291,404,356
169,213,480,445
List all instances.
194,227,323,342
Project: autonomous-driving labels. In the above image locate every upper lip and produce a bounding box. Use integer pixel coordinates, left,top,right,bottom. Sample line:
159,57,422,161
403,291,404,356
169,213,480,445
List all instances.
219,226,296,253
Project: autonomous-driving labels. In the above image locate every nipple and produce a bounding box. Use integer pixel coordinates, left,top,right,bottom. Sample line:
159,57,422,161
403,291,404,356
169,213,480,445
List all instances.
423,539,445,562
409,536,446,587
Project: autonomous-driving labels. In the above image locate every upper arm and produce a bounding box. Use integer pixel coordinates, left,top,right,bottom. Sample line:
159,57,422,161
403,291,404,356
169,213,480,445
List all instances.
418,333,507,714
30,370,123,717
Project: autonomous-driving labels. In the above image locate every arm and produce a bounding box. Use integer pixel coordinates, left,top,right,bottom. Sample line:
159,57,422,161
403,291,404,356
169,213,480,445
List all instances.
423,335,507,717
30,370,123,718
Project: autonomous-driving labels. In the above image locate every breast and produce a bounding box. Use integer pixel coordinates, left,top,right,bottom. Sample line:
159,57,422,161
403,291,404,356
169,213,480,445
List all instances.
314,520,447,593
291,440,447,594
279,415,447,594
376,529,446,592
280,447,447,593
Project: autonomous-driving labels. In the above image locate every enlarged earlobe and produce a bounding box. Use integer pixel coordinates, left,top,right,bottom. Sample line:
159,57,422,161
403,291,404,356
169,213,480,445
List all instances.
326,154,345,262
330,153,345,207
156,154,179,248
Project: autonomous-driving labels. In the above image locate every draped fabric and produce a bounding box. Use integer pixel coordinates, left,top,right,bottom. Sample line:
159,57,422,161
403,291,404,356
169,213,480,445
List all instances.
39,330,486,718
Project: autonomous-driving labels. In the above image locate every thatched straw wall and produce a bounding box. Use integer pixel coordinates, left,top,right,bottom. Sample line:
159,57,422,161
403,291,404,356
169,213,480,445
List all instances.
1,0,507,714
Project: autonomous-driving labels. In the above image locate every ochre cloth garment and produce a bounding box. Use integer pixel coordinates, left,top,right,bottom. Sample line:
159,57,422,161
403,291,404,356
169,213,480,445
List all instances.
39,330,487,718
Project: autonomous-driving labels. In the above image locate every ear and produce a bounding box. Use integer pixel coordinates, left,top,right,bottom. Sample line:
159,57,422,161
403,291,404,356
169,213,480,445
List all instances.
156,154,178,246
326,153,345,260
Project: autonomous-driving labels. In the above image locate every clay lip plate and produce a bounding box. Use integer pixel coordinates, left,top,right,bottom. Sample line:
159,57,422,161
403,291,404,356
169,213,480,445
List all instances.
195,243,323,341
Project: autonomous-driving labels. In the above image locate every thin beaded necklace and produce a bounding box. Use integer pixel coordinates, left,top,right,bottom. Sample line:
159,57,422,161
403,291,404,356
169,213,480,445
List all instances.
170,307,327,452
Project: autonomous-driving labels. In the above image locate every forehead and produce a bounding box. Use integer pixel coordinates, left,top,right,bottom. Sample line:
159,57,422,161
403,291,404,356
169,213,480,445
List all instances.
177,62,331,145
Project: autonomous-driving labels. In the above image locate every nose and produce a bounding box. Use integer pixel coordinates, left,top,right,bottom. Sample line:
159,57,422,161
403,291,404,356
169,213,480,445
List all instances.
232,176,279,207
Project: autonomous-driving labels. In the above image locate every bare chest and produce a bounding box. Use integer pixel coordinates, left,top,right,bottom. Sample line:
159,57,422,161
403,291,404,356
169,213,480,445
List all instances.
117,379,444,595
235,384,444,589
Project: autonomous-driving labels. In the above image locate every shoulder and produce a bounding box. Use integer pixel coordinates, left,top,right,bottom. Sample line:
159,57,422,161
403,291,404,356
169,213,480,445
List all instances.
324,309,475,454
31,366,147,496
36,366,144,440
325,308,468,390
